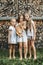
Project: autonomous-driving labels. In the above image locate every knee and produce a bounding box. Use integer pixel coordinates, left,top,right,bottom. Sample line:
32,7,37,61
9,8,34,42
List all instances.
31,43,35,49
9,45,12,49
24,45,28,49
19,45,22,49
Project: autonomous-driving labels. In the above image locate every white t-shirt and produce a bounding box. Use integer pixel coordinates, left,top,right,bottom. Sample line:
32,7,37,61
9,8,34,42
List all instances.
9,26,16,44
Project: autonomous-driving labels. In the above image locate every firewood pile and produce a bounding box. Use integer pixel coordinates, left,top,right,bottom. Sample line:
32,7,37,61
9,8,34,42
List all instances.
0,0,43,17
0,0,43,49
0,0,18,17
0,21,9,49
35,21,43,48
0,21,43,49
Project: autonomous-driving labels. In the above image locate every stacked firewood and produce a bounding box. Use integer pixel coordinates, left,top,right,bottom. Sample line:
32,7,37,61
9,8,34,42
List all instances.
0,0,43,17
35,21,43,48
0,21,9,49
0,0,18,17
0,21,43,48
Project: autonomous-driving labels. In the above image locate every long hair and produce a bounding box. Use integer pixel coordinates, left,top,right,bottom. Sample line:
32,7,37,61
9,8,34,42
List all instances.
18,14,25,23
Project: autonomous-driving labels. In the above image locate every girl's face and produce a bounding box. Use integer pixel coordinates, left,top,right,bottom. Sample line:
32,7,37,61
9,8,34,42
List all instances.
11,19,16,26
25,13,29,21
19,15,23,22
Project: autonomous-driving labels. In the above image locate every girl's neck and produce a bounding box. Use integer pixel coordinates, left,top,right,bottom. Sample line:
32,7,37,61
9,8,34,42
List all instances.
20,20,23,23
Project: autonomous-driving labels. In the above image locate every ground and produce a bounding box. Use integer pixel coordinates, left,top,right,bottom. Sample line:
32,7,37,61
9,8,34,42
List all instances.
0,48,43,65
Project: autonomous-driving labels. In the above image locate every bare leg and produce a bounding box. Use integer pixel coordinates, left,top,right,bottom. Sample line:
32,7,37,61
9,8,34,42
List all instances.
9,44,12,59
28,40,32,59
13,45,15,59
24,43,27,59
31,40,37,60
19,42,22,60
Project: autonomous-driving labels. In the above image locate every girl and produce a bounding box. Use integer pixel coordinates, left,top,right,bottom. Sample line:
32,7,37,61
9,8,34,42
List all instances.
25,13,36,60
16,15,24,60
17,14,27,60
8,18,17,59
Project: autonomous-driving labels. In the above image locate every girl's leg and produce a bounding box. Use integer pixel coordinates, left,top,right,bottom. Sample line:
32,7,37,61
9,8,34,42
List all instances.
31,40,36,60
28,40,31,59
19,42,22,60
12,44,15,59
24,43,27,59
9,44,12,59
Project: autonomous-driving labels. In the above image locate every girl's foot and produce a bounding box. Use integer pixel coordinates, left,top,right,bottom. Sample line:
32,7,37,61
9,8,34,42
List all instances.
13,56,15,59
24,56,27,59
19,57,22,60
33,57,37,60
9,56,12,59
28,56,31,59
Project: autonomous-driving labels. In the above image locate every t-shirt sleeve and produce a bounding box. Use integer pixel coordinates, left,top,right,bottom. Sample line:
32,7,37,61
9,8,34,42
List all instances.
31,20,35,27
31,20,34,25
16,23,19,27
9,26,13,31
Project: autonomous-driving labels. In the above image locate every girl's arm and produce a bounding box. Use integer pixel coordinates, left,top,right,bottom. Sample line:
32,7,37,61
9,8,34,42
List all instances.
31,20,36,33
8,30,12,43
33,22,36,34
34,22,36,40
32,20,36,40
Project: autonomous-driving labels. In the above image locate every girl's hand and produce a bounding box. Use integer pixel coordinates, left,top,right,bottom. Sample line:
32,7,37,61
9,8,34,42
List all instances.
33,35,36,40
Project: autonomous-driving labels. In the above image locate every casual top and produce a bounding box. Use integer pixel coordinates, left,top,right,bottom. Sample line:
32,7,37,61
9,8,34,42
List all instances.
27,19,35,37
8,26,17,44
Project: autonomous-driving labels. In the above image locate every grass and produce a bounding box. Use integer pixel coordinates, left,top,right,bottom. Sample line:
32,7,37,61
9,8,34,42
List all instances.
0,48,43,65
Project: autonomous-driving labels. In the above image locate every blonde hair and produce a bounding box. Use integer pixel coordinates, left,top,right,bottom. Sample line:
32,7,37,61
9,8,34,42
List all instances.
10,18,16,25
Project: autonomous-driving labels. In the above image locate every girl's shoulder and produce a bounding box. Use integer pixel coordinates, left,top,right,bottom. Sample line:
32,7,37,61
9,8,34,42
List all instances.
9,26,14,31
